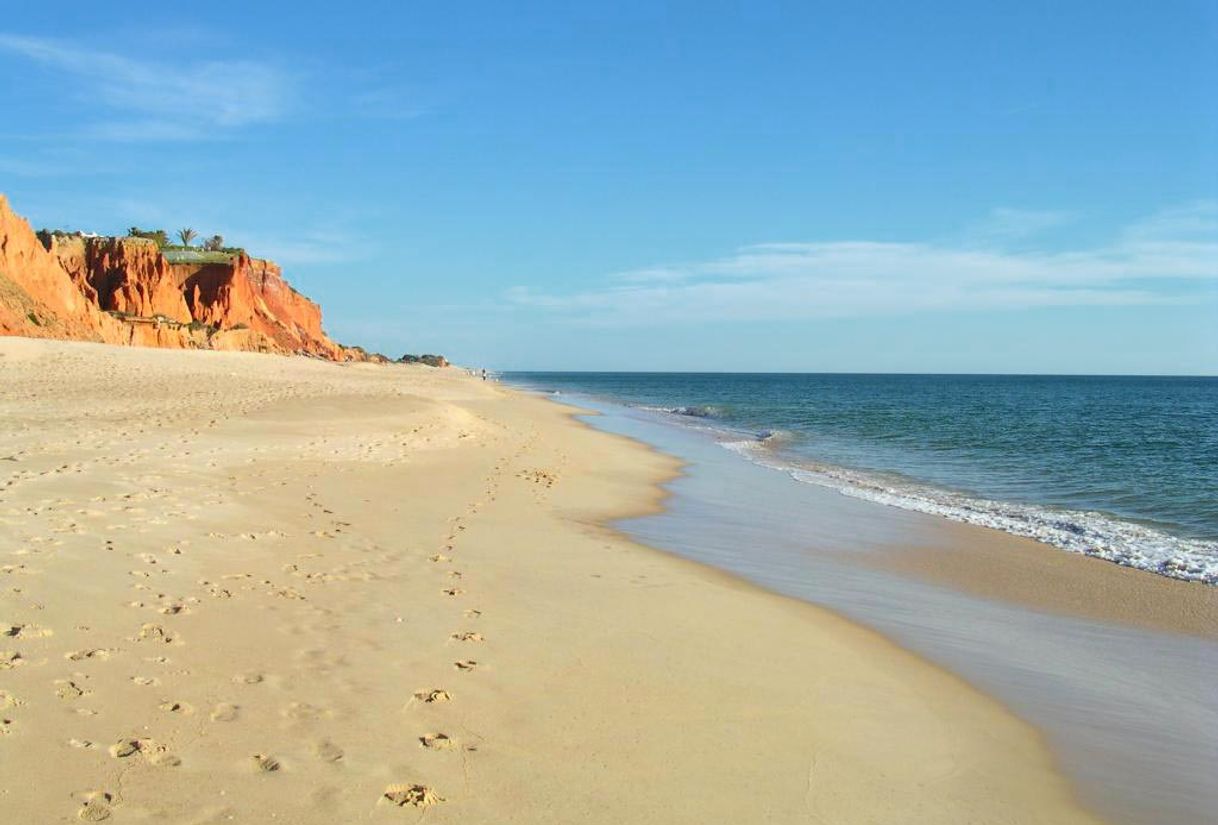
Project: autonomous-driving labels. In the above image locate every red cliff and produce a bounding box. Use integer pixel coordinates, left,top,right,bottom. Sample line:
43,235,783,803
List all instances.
172,255,342,359
49,235,192,323
0,194,361,360
0,195,107,341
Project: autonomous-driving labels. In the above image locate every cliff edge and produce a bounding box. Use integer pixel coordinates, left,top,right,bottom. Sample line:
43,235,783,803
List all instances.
0,194,360,360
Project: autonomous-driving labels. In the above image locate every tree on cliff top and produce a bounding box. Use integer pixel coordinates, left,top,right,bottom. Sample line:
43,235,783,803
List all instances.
202,234,225,252
177,227,198,247
128,227,169,247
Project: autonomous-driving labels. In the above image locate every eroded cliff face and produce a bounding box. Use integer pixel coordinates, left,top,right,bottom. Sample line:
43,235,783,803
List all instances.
0,196,106,341
173,255,341,359
49,235,192,323
0,194,361,360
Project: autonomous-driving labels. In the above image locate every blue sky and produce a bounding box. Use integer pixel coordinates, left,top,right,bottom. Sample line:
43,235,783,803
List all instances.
1,1,1215,373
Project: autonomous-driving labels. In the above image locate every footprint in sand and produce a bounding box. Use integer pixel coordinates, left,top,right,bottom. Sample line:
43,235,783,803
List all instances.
0,690,22,708
130,676,159,686
450,632,484,643
76,791,116,822
0,651,25,669
283,701,329,721
65,649,111,662
233,672,264,685
419,732,454,750
382,784,444,808
158,700,193,715
251,753,282,773
3,623,52,639
134,624,178,645
55,679,91,699
148,750,181,767
413,689,452,704
314,739,344,762
108,737,180,766
453,660,478,672
210,703,239,722
441,588,464,597
463,609,482,619
109,739,142,758
428,554,450,563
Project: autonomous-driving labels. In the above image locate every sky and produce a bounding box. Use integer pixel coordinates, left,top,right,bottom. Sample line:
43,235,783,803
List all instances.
0,1,1215,373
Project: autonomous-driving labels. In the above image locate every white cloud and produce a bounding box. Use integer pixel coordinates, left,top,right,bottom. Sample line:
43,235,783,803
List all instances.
507,203,1218,325
1120,200,1218,242
0,33,292,140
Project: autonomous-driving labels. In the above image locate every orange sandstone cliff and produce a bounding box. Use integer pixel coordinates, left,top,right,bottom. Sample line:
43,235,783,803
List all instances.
172,255,341,358
0,194,360,360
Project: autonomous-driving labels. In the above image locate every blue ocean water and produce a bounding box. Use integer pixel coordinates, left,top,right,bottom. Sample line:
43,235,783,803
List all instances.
506,373,1218,583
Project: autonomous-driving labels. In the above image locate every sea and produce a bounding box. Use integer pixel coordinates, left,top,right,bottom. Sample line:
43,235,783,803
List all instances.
506,372,1218,583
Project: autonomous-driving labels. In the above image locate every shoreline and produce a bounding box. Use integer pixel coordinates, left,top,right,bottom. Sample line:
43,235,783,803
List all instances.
524,385,1217,639
1,337,1107,823
510,374,1218,589
556,389,1216,825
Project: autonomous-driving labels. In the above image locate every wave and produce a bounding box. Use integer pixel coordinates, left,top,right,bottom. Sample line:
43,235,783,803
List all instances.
721,438,1218,585
638,404,724,419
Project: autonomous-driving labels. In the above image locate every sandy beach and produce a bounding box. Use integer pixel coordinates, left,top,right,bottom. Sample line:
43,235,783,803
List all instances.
0,337,1115,823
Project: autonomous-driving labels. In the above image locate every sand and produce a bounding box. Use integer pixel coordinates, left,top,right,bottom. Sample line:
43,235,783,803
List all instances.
0,337,1105,824
878,519,1218,640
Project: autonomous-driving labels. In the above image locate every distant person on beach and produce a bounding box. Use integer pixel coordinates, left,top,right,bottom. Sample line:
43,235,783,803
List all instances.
481,369,487,381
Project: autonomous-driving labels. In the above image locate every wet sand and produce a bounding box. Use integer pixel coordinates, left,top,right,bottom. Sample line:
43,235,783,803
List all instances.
883,521,1218,639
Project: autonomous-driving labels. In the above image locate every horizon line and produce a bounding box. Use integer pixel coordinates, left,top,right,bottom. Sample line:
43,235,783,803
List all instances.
497,369,1217,378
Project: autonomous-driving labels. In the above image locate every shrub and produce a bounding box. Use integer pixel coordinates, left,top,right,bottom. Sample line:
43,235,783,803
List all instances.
128,227,169,247
399,353,449,368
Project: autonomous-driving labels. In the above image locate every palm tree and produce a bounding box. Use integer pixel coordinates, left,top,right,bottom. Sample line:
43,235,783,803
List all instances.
178,227,198,247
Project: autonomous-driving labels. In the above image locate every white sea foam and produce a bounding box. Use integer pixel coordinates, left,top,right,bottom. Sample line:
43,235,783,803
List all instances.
720,438,1218,584
638,404,723,419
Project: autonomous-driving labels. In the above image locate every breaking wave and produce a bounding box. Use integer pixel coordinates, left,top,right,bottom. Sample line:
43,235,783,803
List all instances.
721,437,1218,584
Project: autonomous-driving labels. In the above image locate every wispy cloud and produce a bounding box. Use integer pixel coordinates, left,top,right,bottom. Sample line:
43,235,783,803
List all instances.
507,203,1218,325
236,229,365,267
965,207,1076,244
0,33,292,141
